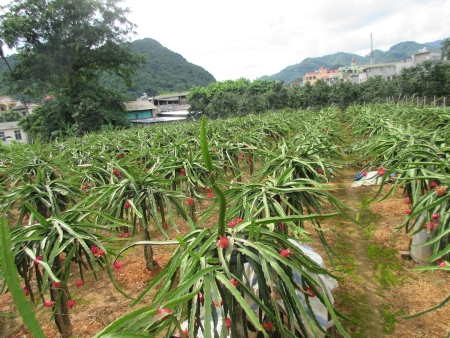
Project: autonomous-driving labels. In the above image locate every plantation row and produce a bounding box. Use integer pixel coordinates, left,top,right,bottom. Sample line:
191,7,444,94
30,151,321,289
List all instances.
0,104,449,337
346,103,450,273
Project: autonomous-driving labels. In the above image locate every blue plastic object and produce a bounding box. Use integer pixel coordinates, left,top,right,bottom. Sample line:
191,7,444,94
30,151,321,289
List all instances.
353,172,363,181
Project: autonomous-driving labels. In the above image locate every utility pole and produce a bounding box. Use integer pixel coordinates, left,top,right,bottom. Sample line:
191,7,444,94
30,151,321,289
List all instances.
370,33,374,65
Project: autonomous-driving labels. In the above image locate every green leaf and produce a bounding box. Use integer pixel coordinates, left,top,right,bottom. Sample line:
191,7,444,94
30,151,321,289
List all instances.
24,247,60,282
0,217,46,338
201,116,213,172
24,202,49,226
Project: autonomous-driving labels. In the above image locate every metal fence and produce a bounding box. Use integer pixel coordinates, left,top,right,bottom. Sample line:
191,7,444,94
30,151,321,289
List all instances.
386,96,449,108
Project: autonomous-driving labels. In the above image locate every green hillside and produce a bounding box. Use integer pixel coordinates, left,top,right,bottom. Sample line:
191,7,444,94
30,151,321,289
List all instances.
260,40,443,84
101,38,216,99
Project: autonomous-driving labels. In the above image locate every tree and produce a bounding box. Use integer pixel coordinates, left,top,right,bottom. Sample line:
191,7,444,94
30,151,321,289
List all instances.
396,61,450,97
19,83,131,140
0,109,21,122
309,79,331,109
357,76,397,104
0,0,143,138
329,80,358,111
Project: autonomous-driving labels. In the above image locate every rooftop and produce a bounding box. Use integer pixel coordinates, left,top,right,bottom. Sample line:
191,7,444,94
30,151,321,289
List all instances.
0,96,18,104
124,101,157,111
361,62,397,68
153,92,189,100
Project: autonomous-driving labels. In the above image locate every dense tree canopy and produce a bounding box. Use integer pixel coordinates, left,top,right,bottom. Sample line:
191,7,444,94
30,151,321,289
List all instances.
189,61,450,120
442,38,450,61
19,83,130,140
0,0,143,138
397,61,450,97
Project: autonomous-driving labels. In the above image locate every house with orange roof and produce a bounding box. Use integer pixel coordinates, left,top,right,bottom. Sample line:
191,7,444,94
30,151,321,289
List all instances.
303,67,339,85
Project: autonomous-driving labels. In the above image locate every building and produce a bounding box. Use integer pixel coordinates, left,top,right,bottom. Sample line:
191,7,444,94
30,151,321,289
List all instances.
397,48,444,74
0,96,38,123
412,47,442,63
336,48,445,84
358,62,397,83
303,72,317,84
124,99,158,120
0,121,28,145
14,102,39,117
125,92,190,126
338,58,360,83
322,69,339,85
303,67,339,85
152,92,190,112
0,96,18,112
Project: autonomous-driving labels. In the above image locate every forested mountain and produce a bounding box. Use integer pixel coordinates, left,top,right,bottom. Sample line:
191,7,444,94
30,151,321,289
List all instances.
259,40,443,84
0,37,216,100
100,38,216,99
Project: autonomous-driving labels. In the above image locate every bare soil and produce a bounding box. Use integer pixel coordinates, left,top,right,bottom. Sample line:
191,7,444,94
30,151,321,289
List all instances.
1,167,450,337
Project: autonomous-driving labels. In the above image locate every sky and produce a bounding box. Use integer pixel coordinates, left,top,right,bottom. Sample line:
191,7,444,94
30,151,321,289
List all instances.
1,0,449,81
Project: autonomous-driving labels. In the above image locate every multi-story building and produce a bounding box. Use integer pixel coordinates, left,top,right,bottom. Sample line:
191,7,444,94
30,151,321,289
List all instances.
339,58,360,84
0,96,39,116
358,63,397,83
302,67,339,85
0,96,18,111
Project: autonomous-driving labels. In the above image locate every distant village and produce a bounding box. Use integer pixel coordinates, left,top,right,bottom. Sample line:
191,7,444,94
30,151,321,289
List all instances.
291,47,444,87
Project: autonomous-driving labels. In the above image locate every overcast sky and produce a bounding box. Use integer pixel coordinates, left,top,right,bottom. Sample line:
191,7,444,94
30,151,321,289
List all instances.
1,0,449,81
124,0,449,81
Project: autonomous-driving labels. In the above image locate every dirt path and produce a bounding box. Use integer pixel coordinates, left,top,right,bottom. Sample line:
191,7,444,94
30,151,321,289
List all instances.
323,156,450,338
329,165,386,337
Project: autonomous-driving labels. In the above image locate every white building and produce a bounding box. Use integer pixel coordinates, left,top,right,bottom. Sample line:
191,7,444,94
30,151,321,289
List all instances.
0,121,28,145
339,47,444,84
358,63,397,83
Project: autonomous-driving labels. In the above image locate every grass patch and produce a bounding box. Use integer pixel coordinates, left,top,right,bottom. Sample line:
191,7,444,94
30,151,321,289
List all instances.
336,291,379,338
367,243,401,289
380,305,396,333
379,305,405,334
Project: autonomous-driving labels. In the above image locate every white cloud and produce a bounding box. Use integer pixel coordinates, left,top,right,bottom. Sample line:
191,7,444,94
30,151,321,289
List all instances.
0,0,448,81
127,0,449,81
